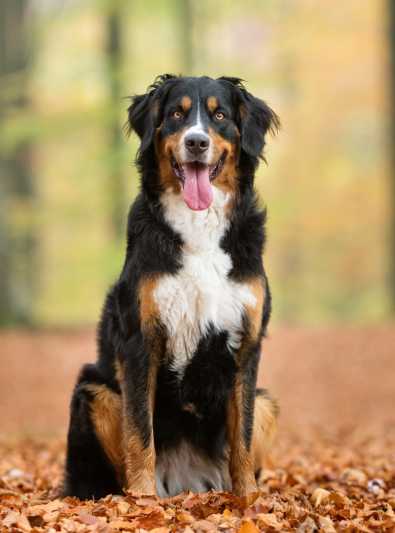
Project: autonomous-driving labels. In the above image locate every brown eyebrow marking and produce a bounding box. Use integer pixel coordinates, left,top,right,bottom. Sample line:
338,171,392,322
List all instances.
181,95,192,111
207,96,218,113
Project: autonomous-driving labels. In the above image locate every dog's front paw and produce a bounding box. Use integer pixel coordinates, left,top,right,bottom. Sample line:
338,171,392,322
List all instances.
125,471,156,496
232,477,258,497
126,481,156,496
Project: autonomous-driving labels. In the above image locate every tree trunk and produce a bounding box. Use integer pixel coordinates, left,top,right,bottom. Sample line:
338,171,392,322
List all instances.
0,0,36,326
105,3,125,240
389,1,395,312
177,0,194,75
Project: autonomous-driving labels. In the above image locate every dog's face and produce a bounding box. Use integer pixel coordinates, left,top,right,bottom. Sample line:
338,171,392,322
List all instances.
128,75,279,210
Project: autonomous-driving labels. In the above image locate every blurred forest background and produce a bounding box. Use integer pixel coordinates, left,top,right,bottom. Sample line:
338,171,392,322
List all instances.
0,0,393,329
1,0,395,459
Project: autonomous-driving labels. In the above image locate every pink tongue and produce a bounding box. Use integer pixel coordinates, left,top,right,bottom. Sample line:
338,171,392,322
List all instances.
182,163,213,210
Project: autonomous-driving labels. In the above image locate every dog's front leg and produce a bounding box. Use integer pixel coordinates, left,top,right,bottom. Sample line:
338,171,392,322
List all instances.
227,353,259,497
119,332,160,495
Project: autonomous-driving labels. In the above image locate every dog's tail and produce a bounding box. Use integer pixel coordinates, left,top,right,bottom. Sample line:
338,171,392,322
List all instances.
252,388,279,477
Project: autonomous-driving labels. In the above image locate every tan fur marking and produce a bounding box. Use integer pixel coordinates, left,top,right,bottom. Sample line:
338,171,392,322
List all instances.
181,95,192,111
121,357,159,494
208,127,239,195
251,392,278,475
119,300,162,494
138,276,160,331
155,129,185,193
85,384,125,484
245,277,265,342
207,96,218,113
123,428,156,493
156,121,239,198
227,379,258,496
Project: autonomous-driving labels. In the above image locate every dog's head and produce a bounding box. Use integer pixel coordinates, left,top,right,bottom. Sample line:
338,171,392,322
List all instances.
127,75,279,210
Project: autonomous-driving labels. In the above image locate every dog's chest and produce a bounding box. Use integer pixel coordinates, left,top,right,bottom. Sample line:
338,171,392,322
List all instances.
154,190,256,374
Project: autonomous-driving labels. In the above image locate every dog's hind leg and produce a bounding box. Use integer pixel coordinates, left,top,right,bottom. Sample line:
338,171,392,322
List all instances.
63,364,124,500
252,388,278,480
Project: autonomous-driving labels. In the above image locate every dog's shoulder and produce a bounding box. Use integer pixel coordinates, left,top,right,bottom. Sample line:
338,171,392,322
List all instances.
124,192,183,275
221,188,267,280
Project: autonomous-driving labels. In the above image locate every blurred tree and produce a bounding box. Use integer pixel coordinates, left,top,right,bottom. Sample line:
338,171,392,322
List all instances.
389,0,395,312
0,0,36,325
177,0,194,75
105,1,125,239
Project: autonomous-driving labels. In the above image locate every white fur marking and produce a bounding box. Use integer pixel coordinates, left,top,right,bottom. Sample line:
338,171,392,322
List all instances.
180,98,213,161
155,187,257,375
155,440,230,497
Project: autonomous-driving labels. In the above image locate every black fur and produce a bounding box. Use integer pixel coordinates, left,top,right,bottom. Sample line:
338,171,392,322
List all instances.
64,75,278,499
63,365,121,499
154,327,235,459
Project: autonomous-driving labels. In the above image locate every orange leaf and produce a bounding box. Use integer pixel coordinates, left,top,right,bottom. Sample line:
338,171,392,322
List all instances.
237,519,260,533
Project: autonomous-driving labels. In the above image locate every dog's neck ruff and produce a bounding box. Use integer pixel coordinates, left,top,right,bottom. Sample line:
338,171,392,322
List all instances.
155,187,257,376
160,185,231,251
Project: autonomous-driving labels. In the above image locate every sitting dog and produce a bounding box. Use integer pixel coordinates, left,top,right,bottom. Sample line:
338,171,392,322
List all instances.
63,74,279,500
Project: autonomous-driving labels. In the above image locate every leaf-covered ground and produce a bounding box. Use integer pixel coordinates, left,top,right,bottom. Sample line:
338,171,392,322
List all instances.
1,430,394,532
1,326,394,531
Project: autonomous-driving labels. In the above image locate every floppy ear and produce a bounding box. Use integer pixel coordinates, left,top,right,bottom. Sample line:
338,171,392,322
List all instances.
238,92,280,160
218,77,280,161
126,74,178,154
126,92,159,153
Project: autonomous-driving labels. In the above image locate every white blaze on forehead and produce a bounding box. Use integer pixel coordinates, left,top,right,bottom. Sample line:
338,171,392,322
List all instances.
180,97,212,161
187,97,204,133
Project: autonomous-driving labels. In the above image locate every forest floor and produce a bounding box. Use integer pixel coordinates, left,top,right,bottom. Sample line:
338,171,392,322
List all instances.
0,324,394,532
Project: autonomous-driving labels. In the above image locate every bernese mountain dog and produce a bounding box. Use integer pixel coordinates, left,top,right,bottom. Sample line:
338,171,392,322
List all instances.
63,74,279,500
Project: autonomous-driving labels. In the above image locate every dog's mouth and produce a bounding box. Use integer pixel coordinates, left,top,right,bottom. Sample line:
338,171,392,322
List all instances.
171,152,226,211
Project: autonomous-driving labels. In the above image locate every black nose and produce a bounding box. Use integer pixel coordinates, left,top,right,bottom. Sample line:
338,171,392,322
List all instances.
184,133,210,155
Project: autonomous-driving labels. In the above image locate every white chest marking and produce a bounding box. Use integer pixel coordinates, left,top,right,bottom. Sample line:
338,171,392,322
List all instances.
154,188,257,375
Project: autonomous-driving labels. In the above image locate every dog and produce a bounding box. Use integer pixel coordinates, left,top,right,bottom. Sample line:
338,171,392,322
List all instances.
63,74,279,500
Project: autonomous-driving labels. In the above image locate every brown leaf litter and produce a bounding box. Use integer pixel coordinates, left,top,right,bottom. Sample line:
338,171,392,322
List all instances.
1,429,395,532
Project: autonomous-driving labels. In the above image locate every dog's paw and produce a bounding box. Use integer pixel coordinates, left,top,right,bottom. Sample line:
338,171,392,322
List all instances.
232,478,258,497
125,473,157,496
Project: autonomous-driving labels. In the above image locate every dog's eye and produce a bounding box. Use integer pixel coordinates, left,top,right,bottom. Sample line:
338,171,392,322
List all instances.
172,110,184,120
214,111,225,121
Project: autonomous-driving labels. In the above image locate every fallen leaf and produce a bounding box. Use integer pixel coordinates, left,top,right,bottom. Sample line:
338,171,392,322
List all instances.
297,516,317,532
77,512,99,525
256,512,283,530
328,491,350,507
109,519,136,531
116,500,130,515
223,508,234,518
176,511,194,523
3,510,32,531
28,499,64,515
237,519,260,533
311,487,331,507
341,468,367,485
136,509,167,529
318,515,336,532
